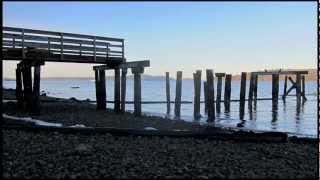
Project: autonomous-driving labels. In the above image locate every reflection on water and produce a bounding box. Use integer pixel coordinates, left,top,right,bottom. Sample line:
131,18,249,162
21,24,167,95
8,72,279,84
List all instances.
3,79,317,138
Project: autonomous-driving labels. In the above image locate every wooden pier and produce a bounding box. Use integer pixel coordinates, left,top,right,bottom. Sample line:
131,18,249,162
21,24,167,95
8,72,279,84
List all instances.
3,26,149,114
3,26,310,124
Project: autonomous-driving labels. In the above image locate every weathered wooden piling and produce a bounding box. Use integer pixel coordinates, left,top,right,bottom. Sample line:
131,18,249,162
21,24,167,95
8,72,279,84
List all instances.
301,75,307,102
224,74,232,113
206,69,215,122
114,67,121,113
204,82,208,113
121,68,127,112
239,72,247,120
15,67,24,108
272,74,279,108
21,65,33,112
253,74,258,110
215,73,225,114
166,72,170,114
174,71,182,118
296,74,301,104
248,73,254,111
95,70,100,108
95,70,106,110
282,76,288,101
32,65,41,113
132,67,144,116
193,70,201,119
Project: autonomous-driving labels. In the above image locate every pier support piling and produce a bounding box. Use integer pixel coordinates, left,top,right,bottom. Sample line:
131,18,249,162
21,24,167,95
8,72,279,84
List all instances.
301,75,307,102
166,72,170,114
253,74,258,109
224,74,232,113
21,64,33,112
114,67,121,113
215,73,225,114
174,71,182,118
204,82,208,113
239,72,247,120
206,69,215,122
15,67,24,108
296,73,301,105
272,74,279,108
121,68,127,112
282,76,288,101
248,73,254,111
32,65,41,113
95,70,106,110
132,67,144,117
193,70,201,119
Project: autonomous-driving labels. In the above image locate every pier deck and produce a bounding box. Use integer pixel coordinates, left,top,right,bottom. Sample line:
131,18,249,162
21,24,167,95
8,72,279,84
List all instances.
3,26,125,64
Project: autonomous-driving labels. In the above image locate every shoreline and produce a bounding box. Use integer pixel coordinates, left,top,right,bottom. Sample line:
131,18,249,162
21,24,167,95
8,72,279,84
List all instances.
2,88,317,140
2,88,318,178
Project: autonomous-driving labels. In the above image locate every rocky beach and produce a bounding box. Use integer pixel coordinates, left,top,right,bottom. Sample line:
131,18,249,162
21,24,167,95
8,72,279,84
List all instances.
2,88,318,179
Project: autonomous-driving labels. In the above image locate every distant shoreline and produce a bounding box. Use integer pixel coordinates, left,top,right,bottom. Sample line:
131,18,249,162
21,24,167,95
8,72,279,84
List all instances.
3,69,317,82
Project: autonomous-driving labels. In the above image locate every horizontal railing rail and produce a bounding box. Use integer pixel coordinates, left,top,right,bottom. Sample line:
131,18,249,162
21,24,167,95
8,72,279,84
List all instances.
2,26,125,62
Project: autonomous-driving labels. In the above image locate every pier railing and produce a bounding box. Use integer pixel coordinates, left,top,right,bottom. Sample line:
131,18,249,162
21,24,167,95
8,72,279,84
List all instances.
3,26,125,63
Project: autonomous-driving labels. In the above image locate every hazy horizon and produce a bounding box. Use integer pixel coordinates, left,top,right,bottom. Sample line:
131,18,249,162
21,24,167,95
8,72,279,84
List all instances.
3,2,317,79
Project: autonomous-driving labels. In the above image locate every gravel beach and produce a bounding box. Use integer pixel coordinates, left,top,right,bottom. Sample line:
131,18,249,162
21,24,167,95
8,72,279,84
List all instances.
3,130,317,179
2,89,318,178
3,88,215,131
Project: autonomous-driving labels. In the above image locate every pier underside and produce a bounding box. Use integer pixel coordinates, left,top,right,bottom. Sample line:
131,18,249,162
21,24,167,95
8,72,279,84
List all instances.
3,48,123,65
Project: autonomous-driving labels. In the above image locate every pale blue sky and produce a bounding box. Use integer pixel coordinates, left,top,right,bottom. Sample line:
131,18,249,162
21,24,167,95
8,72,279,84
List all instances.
3,2,317,78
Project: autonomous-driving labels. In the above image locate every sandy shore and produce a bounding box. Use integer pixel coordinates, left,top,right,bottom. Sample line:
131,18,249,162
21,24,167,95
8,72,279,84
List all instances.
2,88,318,178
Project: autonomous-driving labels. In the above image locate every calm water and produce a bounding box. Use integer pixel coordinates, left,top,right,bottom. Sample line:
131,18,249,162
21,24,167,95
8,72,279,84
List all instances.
3,78,317,138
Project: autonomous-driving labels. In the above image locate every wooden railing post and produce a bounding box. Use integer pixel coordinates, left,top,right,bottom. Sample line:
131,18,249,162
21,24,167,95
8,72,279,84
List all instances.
60,33,63,60
121,40,125,61
106,43,109,59
93,36,96,61
21,29,25,58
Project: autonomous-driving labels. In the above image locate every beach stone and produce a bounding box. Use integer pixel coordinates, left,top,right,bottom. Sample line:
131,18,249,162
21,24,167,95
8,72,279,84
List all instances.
74,144,93,155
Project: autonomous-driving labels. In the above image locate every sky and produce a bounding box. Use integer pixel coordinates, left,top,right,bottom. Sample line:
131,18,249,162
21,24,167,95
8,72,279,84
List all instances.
3,2,317,79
